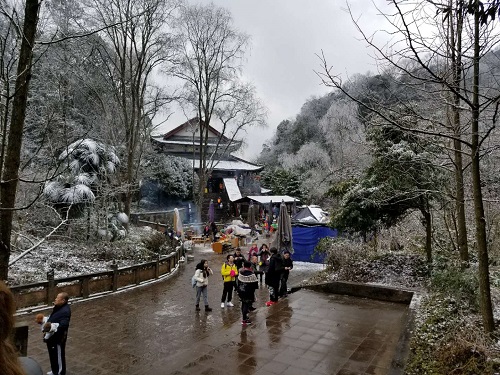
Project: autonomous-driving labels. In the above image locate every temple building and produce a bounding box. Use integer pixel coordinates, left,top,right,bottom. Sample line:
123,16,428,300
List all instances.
151,118,265,221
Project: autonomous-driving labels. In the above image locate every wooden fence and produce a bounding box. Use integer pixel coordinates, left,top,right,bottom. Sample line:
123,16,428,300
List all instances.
10,247,182,311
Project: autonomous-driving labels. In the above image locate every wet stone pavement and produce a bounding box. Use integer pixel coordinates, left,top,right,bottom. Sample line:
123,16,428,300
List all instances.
19,243,409,375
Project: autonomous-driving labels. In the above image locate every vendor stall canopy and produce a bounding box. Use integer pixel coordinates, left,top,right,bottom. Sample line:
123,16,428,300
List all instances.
292,205,329,224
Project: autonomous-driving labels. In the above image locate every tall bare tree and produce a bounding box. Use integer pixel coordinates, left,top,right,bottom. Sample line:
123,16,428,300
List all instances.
0,0,41,280
83,0,179,225
443,0,469,266
317,0,500,331
171,3,266,219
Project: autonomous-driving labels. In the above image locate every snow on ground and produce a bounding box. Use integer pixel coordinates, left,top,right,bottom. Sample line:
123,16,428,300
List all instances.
7,226,165,285
292,261,326,272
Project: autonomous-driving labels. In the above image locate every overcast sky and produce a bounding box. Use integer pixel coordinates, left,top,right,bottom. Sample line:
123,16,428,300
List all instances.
157,0,391,160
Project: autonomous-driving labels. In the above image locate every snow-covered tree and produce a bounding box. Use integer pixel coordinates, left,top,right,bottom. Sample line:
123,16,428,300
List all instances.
260,168,305,203
142,154,194,202
332,121,444,259
43,138,120,212
281,143,331,203
83,0,180,226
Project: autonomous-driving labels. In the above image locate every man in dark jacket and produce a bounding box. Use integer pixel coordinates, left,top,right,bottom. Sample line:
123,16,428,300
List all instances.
265,247,283,306
279,250,294,297
46,292,71,375
233,247,245,270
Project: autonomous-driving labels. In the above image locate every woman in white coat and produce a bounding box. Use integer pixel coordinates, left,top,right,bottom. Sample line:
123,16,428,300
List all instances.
194,259,213,312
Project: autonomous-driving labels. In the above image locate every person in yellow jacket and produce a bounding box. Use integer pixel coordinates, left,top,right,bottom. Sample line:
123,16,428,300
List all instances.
220,254,238,308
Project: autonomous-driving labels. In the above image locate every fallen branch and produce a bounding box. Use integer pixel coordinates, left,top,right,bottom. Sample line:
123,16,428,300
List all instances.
8,206,71,267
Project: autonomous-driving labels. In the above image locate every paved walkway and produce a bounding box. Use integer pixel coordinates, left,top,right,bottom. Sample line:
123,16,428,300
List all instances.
19,241,409,375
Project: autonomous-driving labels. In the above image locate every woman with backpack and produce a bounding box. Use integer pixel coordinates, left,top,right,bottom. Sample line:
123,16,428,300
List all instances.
193,259,213,312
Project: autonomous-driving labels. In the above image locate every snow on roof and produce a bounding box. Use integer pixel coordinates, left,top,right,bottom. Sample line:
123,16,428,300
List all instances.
240,195,298,204
260,187,272,194
194,159,262,171
162,155,263,172
150,137,222,147
223,178,242,202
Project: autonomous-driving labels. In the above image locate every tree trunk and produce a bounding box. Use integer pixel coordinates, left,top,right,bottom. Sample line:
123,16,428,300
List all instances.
0,0,40,280
424,209,432,264
123,148,135,230
454,130,469,265
449,3,469,266
471,0,494,333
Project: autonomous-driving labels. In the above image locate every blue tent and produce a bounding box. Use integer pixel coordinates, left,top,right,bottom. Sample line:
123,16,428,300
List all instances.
291,225,338,263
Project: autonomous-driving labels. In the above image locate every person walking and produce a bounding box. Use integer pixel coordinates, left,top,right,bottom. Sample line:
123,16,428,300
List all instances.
265,247,284,306
194,259,213,312
237,261,259,325
221,254,238,307
279,250,294,297
45,292,71,375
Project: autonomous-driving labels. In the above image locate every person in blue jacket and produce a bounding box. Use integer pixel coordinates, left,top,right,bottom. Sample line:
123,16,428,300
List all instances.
45,292,71,375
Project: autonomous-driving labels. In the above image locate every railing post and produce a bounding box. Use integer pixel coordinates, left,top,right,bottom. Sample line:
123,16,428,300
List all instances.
134,267,140,285
155,254,160,279
111,261,118,292
47,269,55,305
81,277,90,299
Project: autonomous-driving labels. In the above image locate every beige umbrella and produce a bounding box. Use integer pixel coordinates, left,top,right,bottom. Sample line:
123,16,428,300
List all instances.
173,208,184,241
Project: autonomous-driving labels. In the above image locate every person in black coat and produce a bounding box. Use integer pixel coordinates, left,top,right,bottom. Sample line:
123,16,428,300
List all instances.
233,247,245,291
279,250,294,297
210,221,218,242
237,261,259,325
233,247,245,270
46,292,71,375
265,247,283,306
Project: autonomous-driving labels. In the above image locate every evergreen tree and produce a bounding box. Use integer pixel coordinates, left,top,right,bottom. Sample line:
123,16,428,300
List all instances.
332,120,444,259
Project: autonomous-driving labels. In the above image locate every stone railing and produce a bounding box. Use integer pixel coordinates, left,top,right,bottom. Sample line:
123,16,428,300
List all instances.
10,247,183,311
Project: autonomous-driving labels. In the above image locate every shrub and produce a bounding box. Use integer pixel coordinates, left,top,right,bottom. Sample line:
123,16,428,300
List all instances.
430,266,479,311
405,295,500,374
141,231,167,253
315,237,371,270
